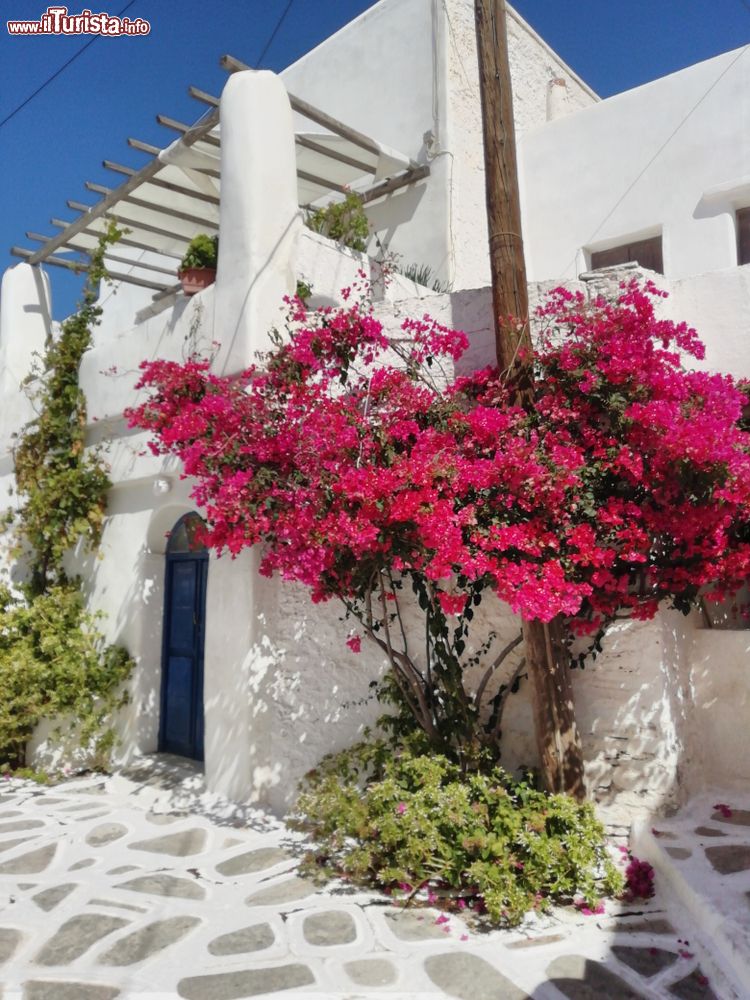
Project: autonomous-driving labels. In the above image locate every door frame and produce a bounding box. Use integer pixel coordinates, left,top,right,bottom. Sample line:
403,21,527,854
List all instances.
158,516,208,761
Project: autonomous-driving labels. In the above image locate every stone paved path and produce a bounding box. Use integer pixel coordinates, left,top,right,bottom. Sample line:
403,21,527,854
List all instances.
0,766,741,999
633,792,750,999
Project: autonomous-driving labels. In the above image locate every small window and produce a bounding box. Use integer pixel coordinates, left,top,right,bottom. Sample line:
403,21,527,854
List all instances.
737,208,750,265
166,512,207,554
591,235,663,274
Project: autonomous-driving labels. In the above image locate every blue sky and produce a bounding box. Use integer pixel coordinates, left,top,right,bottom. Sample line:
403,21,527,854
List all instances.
1,0,748,319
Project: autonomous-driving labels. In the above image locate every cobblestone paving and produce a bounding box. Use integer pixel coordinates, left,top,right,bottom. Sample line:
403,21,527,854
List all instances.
633,792,750,1000
0,770,740,999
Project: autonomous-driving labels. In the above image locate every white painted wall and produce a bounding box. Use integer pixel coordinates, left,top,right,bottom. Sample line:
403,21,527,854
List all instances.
282,0,596,290
520,46,750,281
2,0,750,824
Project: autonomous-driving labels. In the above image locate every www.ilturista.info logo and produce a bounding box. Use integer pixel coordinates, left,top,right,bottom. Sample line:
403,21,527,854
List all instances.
7,5,151,35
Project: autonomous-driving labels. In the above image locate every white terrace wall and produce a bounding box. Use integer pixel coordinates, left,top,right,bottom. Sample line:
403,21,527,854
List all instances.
520,46,750,282
281,0,597,292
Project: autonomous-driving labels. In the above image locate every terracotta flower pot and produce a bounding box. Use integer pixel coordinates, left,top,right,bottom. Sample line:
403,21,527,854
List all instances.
179,267,216,296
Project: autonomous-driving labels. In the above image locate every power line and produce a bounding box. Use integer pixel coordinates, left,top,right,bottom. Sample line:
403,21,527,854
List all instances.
0,0,137,131
256,0,295,67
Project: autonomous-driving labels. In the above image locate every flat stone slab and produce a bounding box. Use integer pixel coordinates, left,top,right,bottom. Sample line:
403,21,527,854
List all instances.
215,847,289,877
177,963,315,999
24,983,120,1000
128,828,207,857
0,928,22,965
705,844,750,875
208,923,275,956
612,945,678,977
344,957,397,986
86,823,128,847
69,858,96,871
245,877,315,906
0,819,44,833
99,916,201,965
694,826,726,838
711,809,750,827
32,883,77,912
0,844,56,875
546,955,649,999
0,837,36,855
385,909,447,941
303,909,357,946
34,914,130,966
425,953,530,1000
604,918,675,935
507,933,567,949
116,873,205,900
668,969,719,999
665,847,692,859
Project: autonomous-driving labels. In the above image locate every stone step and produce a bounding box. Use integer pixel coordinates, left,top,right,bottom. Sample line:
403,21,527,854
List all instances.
631,793,750,999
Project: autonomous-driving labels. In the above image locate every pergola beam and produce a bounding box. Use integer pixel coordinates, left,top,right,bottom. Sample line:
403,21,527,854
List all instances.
360,165,430,204
83,185,218,230
12,246,170,291
220,54,384,159
156,114,221,149
24,106,219,265
295,134,376,175
66,201,197,244
94,173,220,206
43,223,183,259
26,231,178,277
188,85,219,108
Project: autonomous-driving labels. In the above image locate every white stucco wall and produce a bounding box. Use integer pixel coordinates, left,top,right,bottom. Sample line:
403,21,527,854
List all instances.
2,0,750,825
520,46,750,281
443,0,597,290
281,0,597,291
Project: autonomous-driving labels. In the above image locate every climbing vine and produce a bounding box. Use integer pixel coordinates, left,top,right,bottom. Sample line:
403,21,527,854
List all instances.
0,223,133,769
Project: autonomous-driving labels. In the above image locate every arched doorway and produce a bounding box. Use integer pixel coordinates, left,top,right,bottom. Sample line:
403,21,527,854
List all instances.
159,512,207,761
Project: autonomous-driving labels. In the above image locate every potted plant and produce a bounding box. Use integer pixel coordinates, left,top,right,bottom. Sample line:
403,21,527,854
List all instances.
179,234,218,296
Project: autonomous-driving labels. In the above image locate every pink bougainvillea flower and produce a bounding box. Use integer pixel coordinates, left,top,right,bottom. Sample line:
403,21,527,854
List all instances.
345,634,362,653
395,802,407,816
714,803,733,818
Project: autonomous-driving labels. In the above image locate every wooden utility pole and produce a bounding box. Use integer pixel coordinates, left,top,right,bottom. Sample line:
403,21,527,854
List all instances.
474,0,585,799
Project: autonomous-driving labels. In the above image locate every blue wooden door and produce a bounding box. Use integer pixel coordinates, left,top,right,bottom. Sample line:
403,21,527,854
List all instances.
160,515,207,761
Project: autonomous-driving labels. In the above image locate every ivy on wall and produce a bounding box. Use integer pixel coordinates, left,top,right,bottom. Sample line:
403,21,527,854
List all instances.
0,223,133,770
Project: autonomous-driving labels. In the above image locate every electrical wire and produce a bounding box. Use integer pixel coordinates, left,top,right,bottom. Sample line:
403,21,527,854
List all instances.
256,0,295,67
0,0,137,131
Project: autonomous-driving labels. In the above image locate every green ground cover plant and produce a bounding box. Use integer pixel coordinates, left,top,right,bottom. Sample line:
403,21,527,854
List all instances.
0,223,133,769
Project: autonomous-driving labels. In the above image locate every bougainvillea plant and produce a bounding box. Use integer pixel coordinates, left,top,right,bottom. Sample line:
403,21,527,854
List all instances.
127,277,750,766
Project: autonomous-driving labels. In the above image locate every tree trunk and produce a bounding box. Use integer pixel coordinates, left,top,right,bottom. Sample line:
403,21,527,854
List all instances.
475,0,586,799
522,616,585,798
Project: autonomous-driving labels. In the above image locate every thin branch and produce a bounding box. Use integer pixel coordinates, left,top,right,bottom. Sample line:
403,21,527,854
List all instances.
387,568,409,659
488,658,526,743
474,631,523,708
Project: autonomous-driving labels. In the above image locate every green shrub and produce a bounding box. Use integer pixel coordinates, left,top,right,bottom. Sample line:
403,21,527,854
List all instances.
291,740,623,927
305,192,370,252
0,584,132,769
180,234,218,271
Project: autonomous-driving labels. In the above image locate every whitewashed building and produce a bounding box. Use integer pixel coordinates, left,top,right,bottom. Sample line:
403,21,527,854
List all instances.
1,0,748,823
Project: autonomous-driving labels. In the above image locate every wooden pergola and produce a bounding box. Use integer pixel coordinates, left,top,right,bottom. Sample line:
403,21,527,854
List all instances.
11,54,430,299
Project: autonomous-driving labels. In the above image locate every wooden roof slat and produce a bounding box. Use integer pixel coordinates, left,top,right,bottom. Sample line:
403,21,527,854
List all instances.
188,85,219,108
66,202,197,244
220,53,383,159
24,106,219,265
41,224,183,259
93,174,220,206
12,247,170,291
82,186,218,230
26,232,177,277
157,114,221,149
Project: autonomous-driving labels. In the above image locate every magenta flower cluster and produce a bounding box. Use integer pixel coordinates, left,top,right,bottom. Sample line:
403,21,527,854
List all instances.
128,279,750,636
